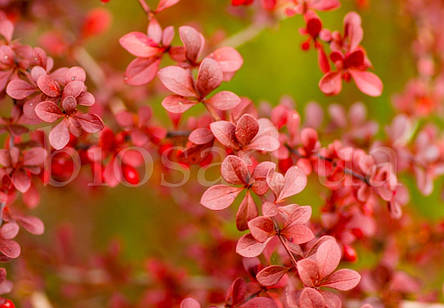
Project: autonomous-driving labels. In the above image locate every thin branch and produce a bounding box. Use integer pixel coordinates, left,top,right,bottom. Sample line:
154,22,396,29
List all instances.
137,0,151,15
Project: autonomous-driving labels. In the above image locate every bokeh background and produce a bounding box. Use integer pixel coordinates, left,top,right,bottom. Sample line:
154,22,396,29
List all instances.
7,0,444,306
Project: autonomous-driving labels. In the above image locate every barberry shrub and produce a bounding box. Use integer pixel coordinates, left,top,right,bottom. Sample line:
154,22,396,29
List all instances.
0,0,441,307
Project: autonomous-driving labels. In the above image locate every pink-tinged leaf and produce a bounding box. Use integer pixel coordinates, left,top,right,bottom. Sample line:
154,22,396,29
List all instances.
299,288,325,308
62,96,77,114
319,71,342,96
119,32,160,58
0,19,14,42
125,57,160,86
78,92,95,106
209,47,243,73
63,80,85,98
344,12,363,50
179,26,204,63
256,265,288,286
0,223,19,240
311,0,340,11
266,169,285,199
49,119,70,150
189,128,213,145
161,95,197,113
321,269,361,291
277,166,307,202
297,258,318,287
235,114,259,146
236,191,258,231
317,46,330,74
200,184,242,210
157,66,196,97
35,101,63,123
316,238,341,278
23,185,40,209
207,91,240,110
12,170,31,193
196,58,223,97
210,121,237,149
162,26,174,46
6,79,35,100
226,277,247,306
248,216,275,243
37,74,60,97
16,215,44,235
349,69,383,97
0,70,11,92
0,149,10,166
180,298,200,308
280,205,312,224
236,233,268,257
319,291,342,308
76,113,104,133
240,297,277,308
23,147,46,166
221,155,250,185
147,18,162,44
251,161,276,195
66,66,86,83
247,135,280,152
0,239,20,258
281,224,314,244
156,0,181,12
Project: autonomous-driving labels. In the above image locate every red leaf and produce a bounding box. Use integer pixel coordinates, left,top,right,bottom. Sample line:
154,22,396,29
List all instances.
161,95,197,113
35,101,63,123
316,238,341,278
236,191,258,231
235,114,259,146
179,26,204,63
16,215,45,235
158,66,196,97
49,119,70,150
207,91,240,111
196,58,223,97
156,0,181,12
299,287,325,308
200,184,242,210
236,233,268,257
209,47,243,73
76,113,104,133
256,265,288,286
281,224,314,244
189,128,213,145
37,74,60,97
248,216,275,243
277,166,307,202
119,32,160,58
6,79,35,100
349,69,383,97
125,58,160,86
319,71,342,96
321,269,361,291
0,239,20,259
221,155,250,185
12,170,31,193
210,121,238,149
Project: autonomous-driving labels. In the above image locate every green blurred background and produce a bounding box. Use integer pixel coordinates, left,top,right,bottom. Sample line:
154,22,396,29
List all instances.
11,0,444,304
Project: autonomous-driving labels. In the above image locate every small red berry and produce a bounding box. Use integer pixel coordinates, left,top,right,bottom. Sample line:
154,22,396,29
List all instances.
0,299,15,308
343,244,357,262
122,164,140,185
